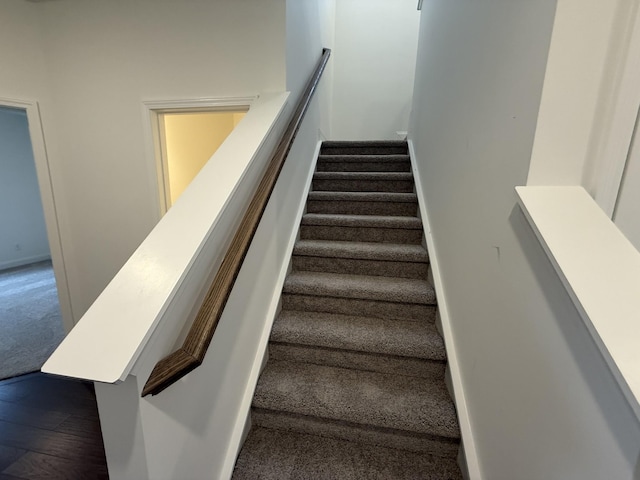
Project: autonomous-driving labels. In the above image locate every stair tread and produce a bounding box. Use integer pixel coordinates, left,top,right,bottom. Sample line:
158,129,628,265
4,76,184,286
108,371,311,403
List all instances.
314,171,413,180
254,361,460,439
294,239,428,262
233,427,462,480
272,310,445,360
307,191,417,202
302,213,423,229
318,154,410,161
283,271,435,305
322,140,408,148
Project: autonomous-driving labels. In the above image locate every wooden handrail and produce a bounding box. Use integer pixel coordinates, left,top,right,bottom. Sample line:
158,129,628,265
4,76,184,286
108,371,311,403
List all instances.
142,49,331,396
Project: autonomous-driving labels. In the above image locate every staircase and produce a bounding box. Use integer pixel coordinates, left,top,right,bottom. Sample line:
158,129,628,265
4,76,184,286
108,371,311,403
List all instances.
232,141,462,479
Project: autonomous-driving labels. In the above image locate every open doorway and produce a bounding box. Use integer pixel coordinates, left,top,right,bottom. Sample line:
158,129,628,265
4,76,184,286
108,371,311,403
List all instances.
143,98,252,217
160,110,246,208
0,105,66,380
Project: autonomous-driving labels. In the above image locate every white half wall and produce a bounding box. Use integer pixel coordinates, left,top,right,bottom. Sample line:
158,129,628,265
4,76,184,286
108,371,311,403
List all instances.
0,107,50,270
331,0,419,140
409,1,640,478
90,7,334,477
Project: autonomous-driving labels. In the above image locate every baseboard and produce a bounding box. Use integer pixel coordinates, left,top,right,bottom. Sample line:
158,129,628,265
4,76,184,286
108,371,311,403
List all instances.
0,254,51,272
219,140,322,480
408,140,482,480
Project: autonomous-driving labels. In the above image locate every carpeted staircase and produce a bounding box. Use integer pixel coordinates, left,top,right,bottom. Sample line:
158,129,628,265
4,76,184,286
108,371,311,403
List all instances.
232,141,462,479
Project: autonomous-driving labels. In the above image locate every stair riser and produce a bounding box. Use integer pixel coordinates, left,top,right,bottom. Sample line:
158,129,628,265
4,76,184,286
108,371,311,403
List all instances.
320,146,408,155
300,225,423,244
306,199,418,216
282,294,436,322
269,343,446,380
252,409,459,458
312,179,414,193
316,160,411,172
292,256,428,279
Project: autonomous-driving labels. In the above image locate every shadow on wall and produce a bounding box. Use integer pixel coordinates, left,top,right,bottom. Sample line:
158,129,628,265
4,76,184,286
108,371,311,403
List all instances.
510,205,640,474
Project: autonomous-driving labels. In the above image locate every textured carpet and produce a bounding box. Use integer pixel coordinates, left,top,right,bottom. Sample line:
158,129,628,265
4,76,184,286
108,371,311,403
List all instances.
233,427,462,480
233,140,462,478
0,261,65,380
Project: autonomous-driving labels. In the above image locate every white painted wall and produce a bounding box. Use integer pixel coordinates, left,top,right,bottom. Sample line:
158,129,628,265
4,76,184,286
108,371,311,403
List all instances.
0,107,50,269
0,1,50,102
286,0,335,138
331,0,419,140
9,0,286,319
528,0,638,193
409,1,640,478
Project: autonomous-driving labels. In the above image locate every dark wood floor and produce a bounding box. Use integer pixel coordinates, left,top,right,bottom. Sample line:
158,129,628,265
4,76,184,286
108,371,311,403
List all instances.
0,373,108,479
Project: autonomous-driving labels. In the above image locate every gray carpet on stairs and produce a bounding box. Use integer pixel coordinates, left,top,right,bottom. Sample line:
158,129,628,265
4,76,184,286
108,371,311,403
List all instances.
233,427,462,480
253,360,459,438
284,271,435,305
233,140,462,479
271,310,446,360
316,154,411,172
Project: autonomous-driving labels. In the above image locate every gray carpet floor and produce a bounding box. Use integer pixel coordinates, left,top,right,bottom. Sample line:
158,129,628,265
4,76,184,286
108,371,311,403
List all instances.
0,261,65,380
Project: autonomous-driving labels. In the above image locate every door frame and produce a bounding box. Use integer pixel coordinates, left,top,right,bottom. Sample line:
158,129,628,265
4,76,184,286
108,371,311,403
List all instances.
0,97,75,332
141,96,255,218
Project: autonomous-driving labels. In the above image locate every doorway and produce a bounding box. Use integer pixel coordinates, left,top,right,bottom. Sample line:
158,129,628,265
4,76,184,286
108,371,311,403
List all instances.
0,104,67,380
160,110,246,208
143,98,253,217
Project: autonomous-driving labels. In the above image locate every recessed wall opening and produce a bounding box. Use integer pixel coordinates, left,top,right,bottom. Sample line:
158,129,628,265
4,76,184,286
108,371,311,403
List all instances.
151,105,249,214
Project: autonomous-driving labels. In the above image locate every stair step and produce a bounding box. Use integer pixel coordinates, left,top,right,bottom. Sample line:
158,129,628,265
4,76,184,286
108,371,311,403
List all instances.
282,293,436,322
313,171,414,192
307,191,418,216
233,427,463,479
252,361,460,447
283,271,435,305
317,154,411,172
269,343,445,379
320,140,408,155
301,213,423,244
293,240,428,278
271,310,446,361
294,239,428,262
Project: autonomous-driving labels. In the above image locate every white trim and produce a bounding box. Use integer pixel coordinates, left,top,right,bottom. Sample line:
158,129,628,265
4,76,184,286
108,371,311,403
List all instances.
408,140,483,480
0,97,75,332
219,140,322,480
156,114,171,213
593,4,640,217
0,254,52,272
141,96,257,218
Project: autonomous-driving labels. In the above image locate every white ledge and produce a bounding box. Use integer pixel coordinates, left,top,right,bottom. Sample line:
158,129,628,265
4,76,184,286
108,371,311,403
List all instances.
42,92,290,384
516,186,640,420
